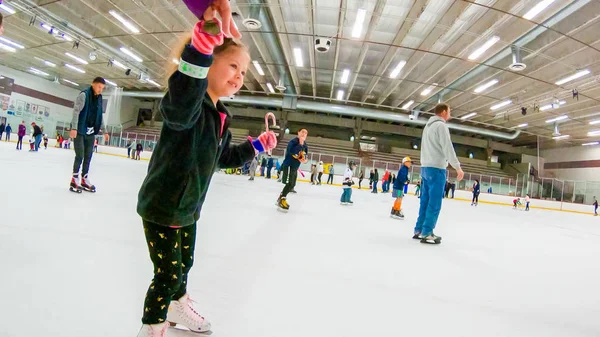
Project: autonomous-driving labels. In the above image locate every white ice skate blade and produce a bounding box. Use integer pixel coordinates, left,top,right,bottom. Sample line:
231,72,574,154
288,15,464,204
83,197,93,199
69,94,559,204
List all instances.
420,238,442,244
390,215,404,220
276,207,289,213
169,324,213,335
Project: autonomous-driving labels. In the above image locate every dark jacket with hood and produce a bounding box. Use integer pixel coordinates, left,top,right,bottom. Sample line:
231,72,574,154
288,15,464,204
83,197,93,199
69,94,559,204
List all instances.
137,44,255,227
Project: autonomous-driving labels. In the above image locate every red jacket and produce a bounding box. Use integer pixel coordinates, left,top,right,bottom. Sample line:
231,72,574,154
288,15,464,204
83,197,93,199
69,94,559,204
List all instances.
382,171,390,182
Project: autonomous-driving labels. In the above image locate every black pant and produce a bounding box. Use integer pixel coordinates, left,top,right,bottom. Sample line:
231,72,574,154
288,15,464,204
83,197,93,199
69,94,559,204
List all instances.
16,136,23,150
281,167,298,198
281,164,289,184
73,134,96,176
472,193,479,203
318,172,323,184
327,174,334,184
5,133,10,141
142,221,196,324
266,166,272,179
310,173,315,183
358,179,363,189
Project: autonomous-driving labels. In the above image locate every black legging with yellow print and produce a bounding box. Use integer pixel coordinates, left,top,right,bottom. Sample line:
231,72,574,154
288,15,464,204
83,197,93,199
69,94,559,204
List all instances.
142,221,197,324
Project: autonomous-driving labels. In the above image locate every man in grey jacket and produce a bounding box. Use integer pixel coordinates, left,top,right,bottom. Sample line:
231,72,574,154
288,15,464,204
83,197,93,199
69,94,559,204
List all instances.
414,103,464,244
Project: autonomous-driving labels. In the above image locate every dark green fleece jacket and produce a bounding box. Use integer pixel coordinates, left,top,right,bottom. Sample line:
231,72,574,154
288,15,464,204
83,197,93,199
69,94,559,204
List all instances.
137,44,255,227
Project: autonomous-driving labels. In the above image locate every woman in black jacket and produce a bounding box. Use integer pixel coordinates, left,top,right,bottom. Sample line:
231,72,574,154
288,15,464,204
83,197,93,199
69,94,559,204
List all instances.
471,179,480,206
372,168,379,193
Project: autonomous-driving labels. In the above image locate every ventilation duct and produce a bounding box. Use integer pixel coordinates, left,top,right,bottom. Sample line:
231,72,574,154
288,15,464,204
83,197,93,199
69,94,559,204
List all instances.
509,45,526,72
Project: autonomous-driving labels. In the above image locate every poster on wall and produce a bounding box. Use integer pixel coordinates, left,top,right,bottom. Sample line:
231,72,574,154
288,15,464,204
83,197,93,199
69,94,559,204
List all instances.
44,107,50,117
16,100,24,112
1,96,9,111
32,104,38,115
25,103,31,113
15,110,23,117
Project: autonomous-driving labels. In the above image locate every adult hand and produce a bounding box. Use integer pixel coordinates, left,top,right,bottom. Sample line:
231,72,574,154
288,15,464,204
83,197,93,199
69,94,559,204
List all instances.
201,0,241,38
456,168,465,181
70,129,77,139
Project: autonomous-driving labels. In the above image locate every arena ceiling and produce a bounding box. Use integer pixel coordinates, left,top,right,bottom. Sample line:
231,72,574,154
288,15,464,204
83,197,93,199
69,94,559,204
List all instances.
1,0,600,148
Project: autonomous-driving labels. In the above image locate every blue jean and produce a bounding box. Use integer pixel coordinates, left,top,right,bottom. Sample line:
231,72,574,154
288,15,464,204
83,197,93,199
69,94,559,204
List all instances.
372,181,378,193
35,134,42,151
341,188,352,203
414,167,447,236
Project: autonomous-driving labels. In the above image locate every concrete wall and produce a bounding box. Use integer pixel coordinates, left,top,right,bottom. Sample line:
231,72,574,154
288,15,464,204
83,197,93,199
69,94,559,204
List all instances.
542,145,600,182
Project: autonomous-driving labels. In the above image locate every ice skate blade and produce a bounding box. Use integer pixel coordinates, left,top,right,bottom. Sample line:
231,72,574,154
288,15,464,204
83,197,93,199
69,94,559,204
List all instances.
390,215,404,220
69,187,82,194
420,238,442,244
276,207,289,213
168,323,213,335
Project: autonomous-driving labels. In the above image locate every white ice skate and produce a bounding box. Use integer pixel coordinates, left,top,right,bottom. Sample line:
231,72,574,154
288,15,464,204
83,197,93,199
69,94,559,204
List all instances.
136,322,168,337
340,202,348,205
167,294,212,333
81,174,96,193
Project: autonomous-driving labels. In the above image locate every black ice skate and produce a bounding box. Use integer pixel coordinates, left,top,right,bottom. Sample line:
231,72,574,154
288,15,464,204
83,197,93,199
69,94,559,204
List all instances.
81,174,96,193
420,233,442,244
390,209,404,220
412,232,422,240
277,197,289,212
69,176,83,194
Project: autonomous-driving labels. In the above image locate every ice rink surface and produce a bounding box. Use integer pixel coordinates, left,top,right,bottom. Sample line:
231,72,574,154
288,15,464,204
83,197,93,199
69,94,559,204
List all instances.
1,141,600,337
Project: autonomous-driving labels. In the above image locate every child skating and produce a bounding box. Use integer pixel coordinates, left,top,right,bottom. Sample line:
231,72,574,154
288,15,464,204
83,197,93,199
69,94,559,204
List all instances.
525,194,530,211
593,196,598,216
135,5,277,336
471,179,480,206
340,161,356,205
513,197,522,209
390,157,410,219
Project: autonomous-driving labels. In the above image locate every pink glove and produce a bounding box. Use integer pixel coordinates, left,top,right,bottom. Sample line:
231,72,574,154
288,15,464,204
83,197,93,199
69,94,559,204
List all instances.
249,132,277,153
191,18,224,55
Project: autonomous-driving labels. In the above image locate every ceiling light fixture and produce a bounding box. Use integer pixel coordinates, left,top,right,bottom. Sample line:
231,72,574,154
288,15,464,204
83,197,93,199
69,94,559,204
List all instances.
523,0,556,20
545,115,568,123
582,142,599,146
65,52,89,64
401,100,414,110
266,82,275,93
589,120,600,125
62,79,79,86
0,37,24,49
341,69,350,84
552,135,570,140
252,60,265,76
120,47,143,62
474,79,499,93
29,67,49,76
109,10,140,34
111,60,128,70
460,112,477,120
490,100,511,110
146,79,161,87
337,89,344,101
0,42,16,52
351,8,366,38
588,130,600,137
517,123,528,128
44,60,56,67
468,36,500,60
390,60,406,79
0,3,16,14
105,79,117,86
539,104,553,111
65,63,86,74
62,34,74,42
421,83,437,96
555,69,591,85
293,48,303,67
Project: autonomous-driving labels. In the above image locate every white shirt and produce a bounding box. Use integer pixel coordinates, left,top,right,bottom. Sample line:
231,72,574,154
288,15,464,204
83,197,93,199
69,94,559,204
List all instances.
343,167,353,188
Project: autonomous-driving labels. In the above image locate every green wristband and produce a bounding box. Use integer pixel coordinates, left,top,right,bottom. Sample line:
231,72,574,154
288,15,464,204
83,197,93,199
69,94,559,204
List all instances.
178,59,209,79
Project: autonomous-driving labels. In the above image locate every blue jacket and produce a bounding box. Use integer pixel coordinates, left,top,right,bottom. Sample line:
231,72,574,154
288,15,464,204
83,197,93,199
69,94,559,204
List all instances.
473,183,480,195
76,87,103,135
393,165,409,190
282,137,308,170
267,157,274,167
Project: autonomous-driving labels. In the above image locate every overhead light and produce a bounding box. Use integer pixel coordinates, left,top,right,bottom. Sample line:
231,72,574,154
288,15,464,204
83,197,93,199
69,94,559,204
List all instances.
351,8,366,38
555,69,591,85
109,10,140,34
523,0,556,20
401,100,414,110
146,79,161,87
62,34,74,42
105,79,117,86
552,135,570,140
0,42,16,53
589,120,600,125
44,60,56,67
582,142,599,146
390,60,406,79
421,83,437,96
490,100,511,110
65,52,89,64
172,58,180,65
460,112,477,120
0,37,25,49
588,130,600,137
266,82,275,93
337,89,344,101
293,48,303,67
112,60,128,70
558,100,566,105
120,47,143,62
0,3,16,14
29,67,49,76
545,115,568,123
540,104,553,111
340,69,350,84
517,123,528,128
474,79,499,93
252,60,264,76
62,79,79,86
468,36,500,60
65,63,86,74
41,23,53,31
